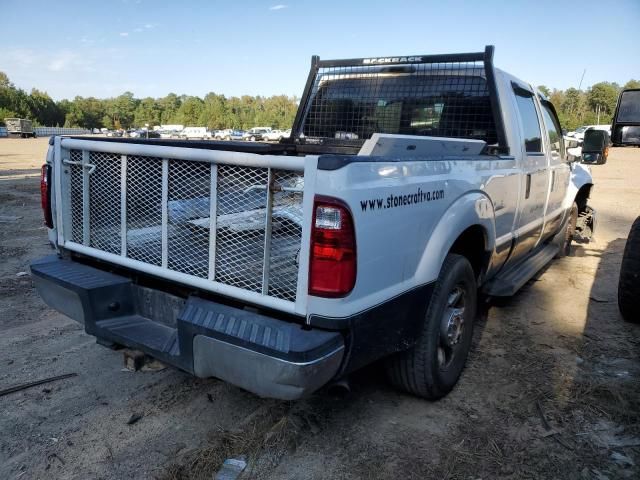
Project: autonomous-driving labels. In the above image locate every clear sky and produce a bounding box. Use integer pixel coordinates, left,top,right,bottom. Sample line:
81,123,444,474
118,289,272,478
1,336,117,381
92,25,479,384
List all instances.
1,0,638,101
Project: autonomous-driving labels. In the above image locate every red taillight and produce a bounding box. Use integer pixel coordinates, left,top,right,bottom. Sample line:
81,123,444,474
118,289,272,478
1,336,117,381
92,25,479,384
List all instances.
309,196,356,297
40,164,53,228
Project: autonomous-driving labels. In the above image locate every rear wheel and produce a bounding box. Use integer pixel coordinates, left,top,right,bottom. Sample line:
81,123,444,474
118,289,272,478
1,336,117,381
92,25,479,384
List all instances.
618,217,640,323
385,254,477,399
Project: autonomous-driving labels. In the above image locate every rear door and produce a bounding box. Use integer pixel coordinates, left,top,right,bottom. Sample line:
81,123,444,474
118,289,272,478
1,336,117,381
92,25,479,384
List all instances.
510,83,550,261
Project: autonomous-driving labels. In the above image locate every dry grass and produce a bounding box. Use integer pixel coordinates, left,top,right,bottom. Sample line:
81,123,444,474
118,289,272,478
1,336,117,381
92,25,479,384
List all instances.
159,402,319,480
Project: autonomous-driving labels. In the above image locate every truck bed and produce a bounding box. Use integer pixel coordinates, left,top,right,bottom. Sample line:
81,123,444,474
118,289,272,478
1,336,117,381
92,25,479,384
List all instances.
52,137,312,314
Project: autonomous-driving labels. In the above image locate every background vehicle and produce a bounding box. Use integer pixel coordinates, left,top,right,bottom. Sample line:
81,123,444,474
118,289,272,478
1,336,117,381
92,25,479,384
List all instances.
31,46,602,401
4,118,36,138
242,127,271,141
180,127,211,140
263,129,291,141
214,129,245,140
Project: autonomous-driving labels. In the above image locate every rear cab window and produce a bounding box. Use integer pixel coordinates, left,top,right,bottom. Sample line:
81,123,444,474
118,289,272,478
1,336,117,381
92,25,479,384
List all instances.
301,67,499,147
512,85,542,153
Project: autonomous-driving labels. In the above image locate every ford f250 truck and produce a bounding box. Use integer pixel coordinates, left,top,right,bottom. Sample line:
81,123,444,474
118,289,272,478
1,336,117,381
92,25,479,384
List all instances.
31,46,601,400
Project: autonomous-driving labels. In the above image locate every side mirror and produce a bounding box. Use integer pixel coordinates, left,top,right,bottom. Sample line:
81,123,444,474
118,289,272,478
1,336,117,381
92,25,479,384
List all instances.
581,129,609,165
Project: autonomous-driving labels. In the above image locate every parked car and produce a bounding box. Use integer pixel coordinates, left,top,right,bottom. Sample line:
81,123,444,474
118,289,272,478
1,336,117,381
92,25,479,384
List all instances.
215,129,245,141
33,46,604,401
105,130,123,137
242,127,272,141
263,129,291,141
145,130,161,139
157,130,175,139
180,127,212,140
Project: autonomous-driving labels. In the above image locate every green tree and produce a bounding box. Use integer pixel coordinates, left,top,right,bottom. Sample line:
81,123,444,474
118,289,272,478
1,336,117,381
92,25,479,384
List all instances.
134,97,162,127
157,93,181,124
28,88,64,126
201,92,228,129
537,85,551,97
104,92,138,129
175,96,204,126
0,71,12,89
65,96,105,128
587,82,619,116
623,79,640,90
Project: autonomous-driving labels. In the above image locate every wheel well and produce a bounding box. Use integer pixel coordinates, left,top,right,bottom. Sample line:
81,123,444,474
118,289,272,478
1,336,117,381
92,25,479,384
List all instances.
575,184,593,214
448,225,489,280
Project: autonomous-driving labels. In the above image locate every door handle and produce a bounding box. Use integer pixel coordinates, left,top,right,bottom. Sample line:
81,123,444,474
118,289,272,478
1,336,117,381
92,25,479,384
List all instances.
525,174,531,199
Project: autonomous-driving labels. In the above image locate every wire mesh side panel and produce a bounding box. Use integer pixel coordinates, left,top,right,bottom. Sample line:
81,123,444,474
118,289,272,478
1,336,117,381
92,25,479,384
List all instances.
267,171,304,301
300,61,497,146
127,156,163,265
214,165,269,293
88,152,121,254
167,160,210,278
69,150,84,243
64,148,303,304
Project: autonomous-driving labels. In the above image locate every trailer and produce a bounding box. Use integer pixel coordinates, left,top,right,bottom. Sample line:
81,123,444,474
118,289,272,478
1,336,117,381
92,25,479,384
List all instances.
4,118,36,138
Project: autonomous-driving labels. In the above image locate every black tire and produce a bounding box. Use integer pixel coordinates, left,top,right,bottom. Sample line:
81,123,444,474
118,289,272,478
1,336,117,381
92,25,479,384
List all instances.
618,217,640,323
554,202,578,258
385,254,477,399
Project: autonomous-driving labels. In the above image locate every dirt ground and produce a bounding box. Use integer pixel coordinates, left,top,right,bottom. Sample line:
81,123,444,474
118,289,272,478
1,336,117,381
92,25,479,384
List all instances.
0,137,638,480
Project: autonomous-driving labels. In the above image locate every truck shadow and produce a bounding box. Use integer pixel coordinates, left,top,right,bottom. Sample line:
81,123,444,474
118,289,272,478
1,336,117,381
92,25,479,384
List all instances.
292,237,640,478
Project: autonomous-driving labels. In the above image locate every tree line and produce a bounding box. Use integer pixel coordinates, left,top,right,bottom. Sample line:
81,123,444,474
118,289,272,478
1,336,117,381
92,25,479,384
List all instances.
1,70,639,132
0,72,299,131
539,80,640,130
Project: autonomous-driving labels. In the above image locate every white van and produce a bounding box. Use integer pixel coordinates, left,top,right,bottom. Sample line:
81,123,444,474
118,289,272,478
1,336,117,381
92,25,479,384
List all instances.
180,127,211,140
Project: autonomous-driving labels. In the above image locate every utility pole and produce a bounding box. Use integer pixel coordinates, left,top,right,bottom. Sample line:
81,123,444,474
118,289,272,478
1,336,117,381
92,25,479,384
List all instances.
569,69,587,117
578,69,586,90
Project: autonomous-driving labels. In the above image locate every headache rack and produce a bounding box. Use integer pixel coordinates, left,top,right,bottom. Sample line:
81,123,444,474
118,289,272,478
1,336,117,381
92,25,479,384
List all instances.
291,45,509,155
53,137,314,315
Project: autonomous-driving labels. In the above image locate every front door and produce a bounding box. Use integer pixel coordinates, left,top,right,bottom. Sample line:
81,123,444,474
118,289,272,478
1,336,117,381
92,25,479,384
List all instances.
510,84,550,262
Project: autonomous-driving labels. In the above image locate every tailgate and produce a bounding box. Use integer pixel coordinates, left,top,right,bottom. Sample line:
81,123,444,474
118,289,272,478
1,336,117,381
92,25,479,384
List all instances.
51,137,316,315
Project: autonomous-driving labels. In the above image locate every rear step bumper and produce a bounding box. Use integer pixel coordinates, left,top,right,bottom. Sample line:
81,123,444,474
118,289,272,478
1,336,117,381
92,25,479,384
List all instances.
30,255,344,400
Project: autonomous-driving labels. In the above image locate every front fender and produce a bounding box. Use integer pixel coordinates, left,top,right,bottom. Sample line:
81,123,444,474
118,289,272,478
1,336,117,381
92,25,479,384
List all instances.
414,191,496,283
565,162,593,210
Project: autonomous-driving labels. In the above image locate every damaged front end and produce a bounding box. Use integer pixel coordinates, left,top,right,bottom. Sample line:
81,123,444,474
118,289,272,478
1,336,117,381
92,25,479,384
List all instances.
574,206,597,243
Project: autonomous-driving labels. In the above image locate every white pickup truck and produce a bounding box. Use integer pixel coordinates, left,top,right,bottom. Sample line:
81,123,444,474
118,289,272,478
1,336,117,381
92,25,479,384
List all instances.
32,46,603,400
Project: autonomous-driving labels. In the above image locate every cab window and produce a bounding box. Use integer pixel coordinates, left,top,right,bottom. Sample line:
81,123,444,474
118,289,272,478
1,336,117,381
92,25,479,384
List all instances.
540,101,565,163
513,89,542,153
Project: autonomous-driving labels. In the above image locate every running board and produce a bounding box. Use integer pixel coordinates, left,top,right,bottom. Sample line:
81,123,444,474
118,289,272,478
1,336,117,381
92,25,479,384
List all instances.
483,243,559,297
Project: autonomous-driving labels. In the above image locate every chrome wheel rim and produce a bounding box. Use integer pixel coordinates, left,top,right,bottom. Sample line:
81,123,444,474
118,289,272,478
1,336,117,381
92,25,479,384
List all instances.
438,285,466,369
